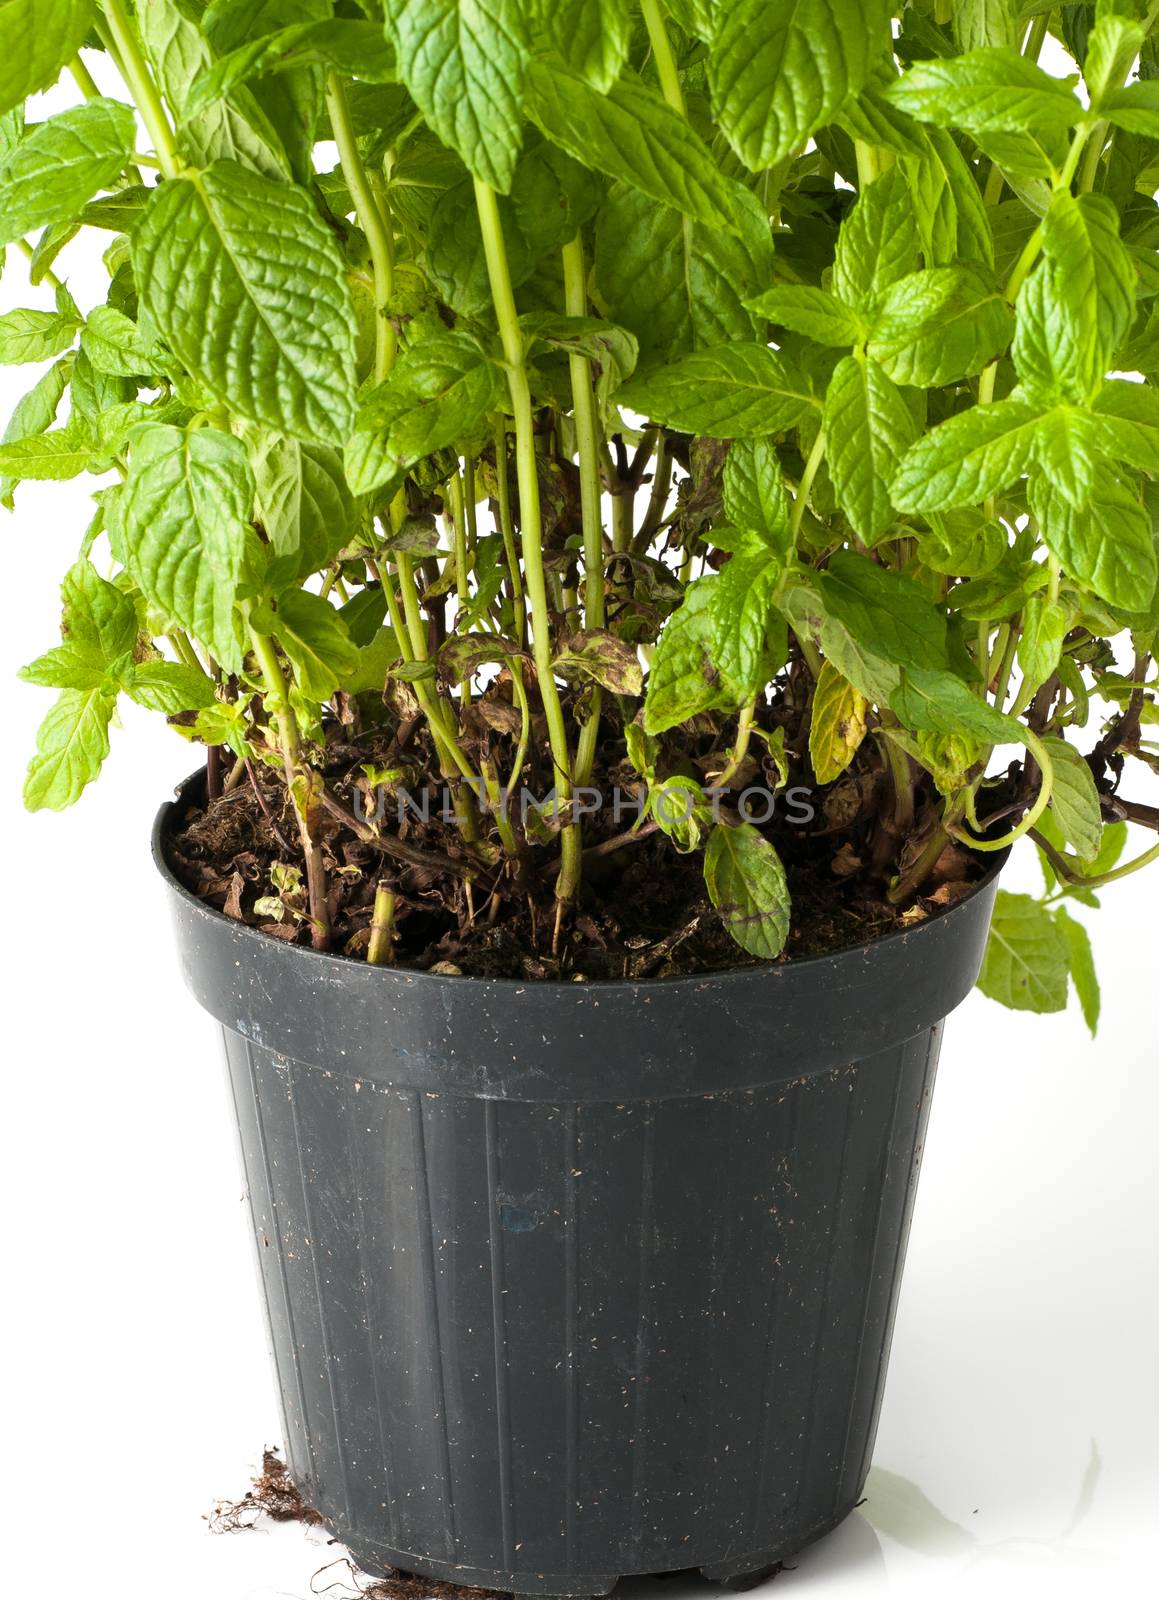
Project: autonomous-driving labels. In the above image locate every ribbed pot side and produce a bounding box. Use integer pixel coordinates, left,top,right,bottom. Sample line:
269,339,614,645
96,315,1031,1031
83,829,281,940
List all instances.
156,784,1001,1596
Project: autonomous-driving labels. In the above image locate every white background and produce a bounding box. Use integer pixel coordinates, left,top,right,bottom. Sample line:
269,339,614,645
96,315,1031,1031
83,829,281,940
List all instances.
2,52,1157,1600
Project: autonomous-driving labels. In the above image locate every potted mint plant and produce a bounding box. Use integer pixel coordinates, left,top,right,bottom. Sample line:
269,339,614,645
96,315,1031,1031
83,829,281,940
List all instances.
4,1,1157,1592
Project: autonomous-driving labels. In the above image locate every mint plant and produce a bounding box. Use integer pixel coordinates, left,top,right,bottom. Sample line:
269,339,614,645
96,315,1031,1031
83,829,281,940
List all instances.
3,1,1158,1011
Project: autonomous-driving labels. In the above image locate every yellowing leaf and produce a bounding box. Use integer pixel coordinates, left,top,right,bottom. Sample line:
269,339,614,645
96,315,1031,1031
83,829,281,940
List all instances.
809,660,868,785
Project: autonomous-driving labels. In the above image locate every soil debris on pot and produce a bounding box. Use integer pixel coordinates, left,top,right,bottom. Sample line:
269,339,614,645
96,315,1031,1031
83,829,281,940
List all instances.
208,1448,325,1532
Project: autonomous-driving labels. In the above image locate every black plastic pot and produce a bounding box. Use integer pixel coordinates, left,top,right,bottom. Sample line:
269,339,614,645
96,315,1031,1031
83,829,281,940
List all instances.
155,780,1002,1595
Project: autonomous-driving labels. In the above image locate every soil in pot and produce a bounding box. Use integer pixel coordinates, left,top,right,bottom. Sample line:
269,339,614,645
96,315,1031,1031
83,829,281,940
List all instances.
167,693,996,980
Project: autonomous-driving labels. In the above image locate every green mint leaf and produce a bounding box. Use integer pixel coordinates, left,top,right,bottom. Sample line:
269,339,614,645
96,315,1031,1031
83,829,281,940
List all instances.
188,21,395,117
254,589,359,702
522,313,639,390
707,552,786,693
650,773,712,855
747,285,867,348
778,579,900,706
1016,192,1135,405
823,353,918,543
903,125,995,272
1088,380,1159,474
202,0,331,187
1041,735,1102,863
139,0,290,179
1030,464,1157,612
250,430,356,583
1016,594,1068,688
80,304,167,379
890,667,1021,744
19,560,138,693
134,164,359,446
345,330,502,496
115,423,256,673
643,577,748,734
527,57,748,234
1029,404,1100,510
1098,81,1159,139
0,354,72,507
0,307,79,365
818,550,952,673
1052,905,1100,1036
917,509,1008,577
708,0,891,171
529,0,630,95
0,422,94,481
885,48,1080,137
977,890,1070,1013
953,0,1020,52
0,99,135,249
60,557,139,660
704,822,791,960
808,659,868,785
511,140,603,257
891,399,1044,512
23,686,116,812
1082,14,1145,108
722,437,792,554
123,660,216,715
387,0,530,191
593,183,773,363
970,123,1069,188
868,266,1015,387
77,184,153,234
0,0,93,118
832,165,922,312
618,344,816,438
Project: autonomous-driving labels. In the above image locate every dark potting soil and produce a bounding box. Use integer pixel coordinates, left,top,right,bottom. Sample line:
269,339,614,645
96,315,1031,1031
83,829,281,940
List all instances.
167,727,994,980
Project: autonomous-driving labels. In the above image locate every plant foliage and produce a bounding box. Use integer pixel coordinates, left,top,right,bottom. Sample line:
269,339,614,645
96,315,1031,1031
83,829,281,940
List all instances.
4,0,1158,1011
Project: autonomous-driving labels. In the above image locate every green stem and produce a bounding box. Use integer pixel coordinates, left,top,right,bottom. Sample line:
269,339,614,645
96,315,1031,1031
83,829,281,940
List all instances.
977,120,1098,406
955,727,1054,852
448,471,472,704
250,626,331,950
69,54,101,99
505,668,532,805
563,233,607,788
326,72,397,383
635,433,671,550
376,548,478,787
1077,121,1108,195
641,0,686,114
791,430,826,539
367,883,397,965
714,697,757,788
100,0,183,180
15,239,65,295
1036,832,1159,890
493,423,526,643
611,485,633,554
888,799,966,903
474,177,582,910
463,455,478,560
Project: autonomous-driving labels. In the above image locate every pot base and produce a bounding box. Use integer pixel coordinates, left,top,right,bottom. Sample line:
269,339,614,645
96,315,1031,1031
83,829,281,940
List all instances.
335,1498,857,1595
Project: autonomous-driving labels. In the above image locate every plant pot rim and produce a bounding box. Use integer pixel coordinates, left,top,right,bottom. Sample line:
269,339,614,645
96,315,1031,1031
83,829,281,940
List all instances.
154,768,1007,995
